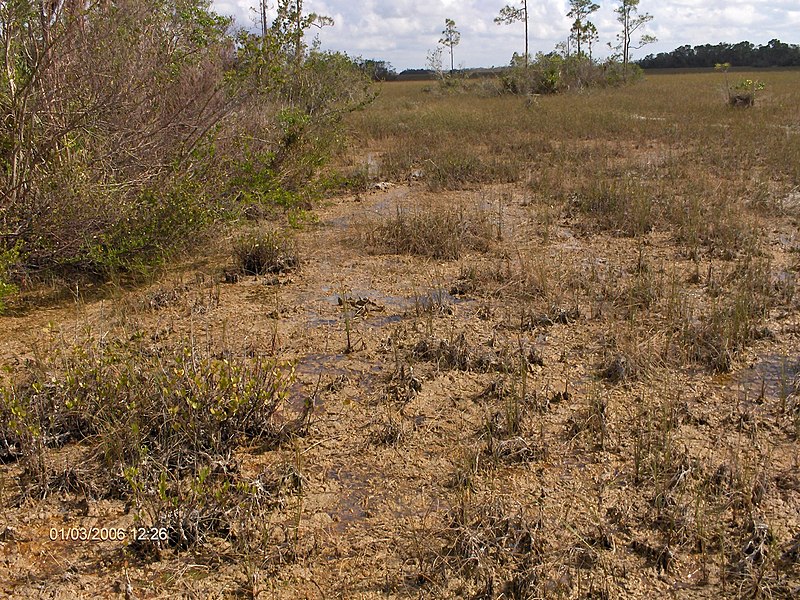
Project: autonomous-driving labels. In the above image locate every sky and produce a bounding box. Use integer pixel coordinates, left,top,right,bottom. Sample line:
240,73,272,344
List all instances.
211,1,800,71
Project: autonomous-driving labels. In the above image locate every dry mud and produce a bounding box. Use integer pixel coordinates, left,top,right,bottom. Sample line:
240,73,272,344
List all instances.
0,182,798,599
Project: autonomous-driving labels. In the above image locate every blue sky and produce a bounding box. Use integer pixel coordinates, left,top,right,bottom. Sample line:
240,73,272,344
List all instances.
211,1,800,70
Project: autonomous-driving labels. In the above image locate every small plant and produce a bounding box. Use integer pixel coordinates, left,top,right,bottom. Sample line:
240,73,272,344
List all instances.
369,411,404,446
337,290,365,353
420,493,543,594
730,78,765,107
413,287,454,316
716,63,765,107
0,245,20,314
412,332,519,373
232,229,298,276
360,205,493,260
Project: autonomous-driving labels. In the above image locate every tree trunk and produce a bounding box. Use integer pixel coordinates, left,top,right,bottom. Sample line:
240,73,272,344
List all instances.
622,11,630,81
523,0,528,68
294,0,302,63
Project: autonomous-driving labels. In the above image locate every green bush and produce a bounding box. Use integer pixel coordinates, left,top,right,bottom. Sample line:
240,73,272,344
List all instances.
0,332,301,548
499,53,642,96
0,245,20,313
0,0,374,289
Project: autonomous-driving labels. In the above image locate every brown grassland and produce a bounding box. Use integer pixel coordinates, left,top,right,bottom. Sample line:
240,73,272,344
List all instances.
1,71,799,599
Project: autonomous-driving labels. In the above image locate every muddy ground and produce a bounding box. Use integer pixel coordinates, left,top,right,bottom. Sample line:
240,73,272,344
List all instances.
0,181,799,599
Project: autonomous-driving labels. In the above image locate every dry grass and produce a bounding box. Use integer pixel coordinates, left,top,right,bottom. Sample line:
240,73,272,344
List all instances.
346,72,799,257
358,203,495,260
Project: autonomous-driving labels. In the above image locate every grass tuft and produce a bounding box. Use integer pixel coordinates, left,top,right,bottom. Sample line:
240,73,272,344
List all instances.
360,205,494,260
232,229,299,276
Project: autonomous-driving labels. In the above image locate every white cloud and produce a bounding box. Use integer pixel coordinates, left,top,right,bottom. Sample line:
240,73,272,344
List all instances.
213,1,800,70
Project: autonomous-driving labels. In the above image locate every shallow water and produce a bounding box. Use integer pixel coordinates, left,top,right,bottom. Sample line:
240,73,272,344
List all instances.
733,352,799,402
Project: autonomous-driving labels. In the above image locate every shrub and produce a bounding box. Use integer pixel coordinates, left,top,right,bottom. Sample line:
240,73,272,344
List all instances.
0,332,303,550
1,0,233,277
1,336,295,470
728,79,766,107
715,63,765,107
232,229,299,275
499,53,638,96
0,245,20,313
0,0,373,287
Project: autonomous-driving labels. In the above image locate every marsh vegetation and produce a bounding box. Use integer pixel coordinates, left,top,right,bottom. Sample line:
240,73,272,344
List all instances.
1,44,799,599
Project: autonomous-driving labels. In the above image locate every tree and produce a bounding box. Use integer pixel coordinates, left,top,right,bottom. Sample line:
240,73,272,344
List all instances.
637,40,800,69
613,0,656,78
584,22,599,61
259,0,268,38
270,0,333,63
495,1,528,68
356,59,397,81
426,45,445,81
439,18,460,72
567,0,599,58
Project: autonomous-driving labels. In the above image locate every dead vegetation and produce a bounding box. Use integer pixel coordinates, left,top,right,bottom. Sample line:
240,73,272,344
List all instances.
359,204,495,259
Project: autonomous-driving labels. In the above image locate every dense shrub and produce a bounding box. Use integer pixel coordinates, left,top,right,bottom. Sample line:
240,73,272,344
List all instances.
499,53,642,95
232,229,299,275
0,0,373,286
0,333,301,548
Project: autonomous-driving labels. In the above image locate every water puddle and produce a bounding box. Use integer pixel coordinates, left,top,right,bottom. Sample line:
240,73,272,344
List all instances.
732,353,799,403
325,288,468,314
288,353,352,411
778,232,796,248
305,312,338,327
630,113,666,122
781,191,800,211
325,461,435,530
326,215,352,229
295,352,350,378
365,314,405,328
288,352,385,409
305,287,472,335
371,187,410,215
554,226,583,250
774,269,796,286
324,289,409,310
327,467,374,531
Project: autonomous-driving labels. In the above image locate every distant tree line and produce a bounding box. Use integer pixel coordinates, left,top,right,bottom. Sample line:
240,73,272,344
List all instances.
355,59,398,81
638,39,800,68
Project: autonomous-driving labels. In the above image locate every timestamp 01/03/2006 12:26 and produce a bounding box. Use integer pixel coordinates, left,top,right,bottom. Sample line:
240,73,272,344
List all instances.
48,526,169,543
